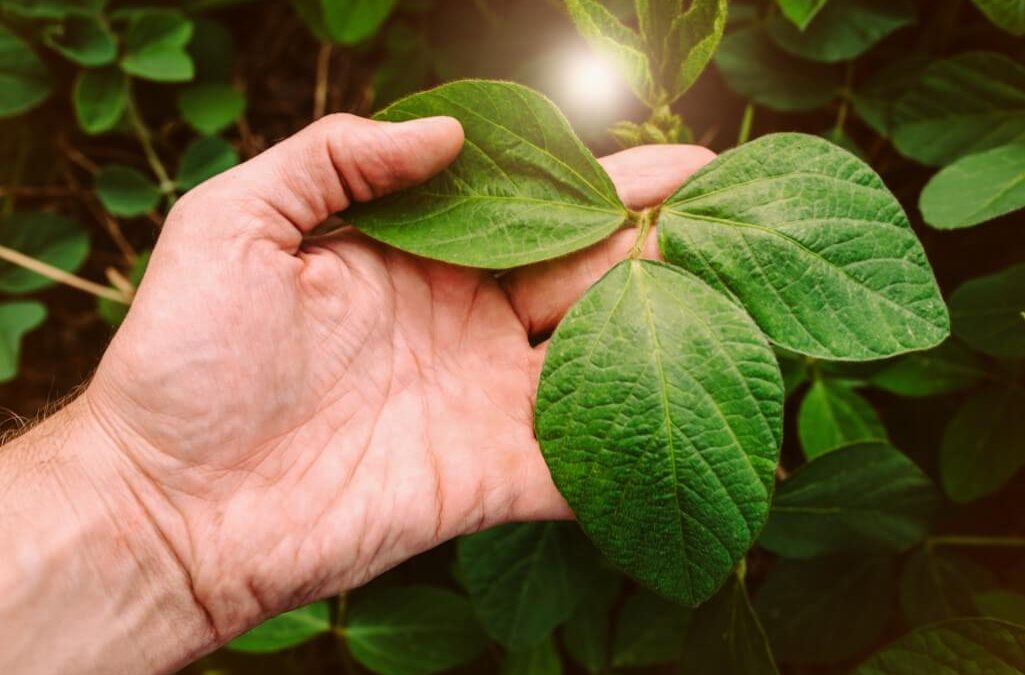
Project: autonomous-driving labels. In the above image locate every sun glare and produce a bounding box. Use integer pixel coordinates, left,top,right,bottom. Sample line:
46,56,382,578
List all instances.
561,52,623,111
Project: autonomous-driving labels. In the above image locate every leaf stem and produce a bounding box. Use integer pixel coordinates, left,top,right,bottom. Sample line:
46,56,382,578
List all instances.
737,103,755,146
0,244,131,304
927,535,1025,549
628,208,657,259
124,86,176,201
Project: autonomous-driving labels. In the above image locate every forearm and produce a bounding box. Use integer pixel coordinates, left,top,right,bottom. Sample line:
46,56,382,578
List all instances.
0,397,214,674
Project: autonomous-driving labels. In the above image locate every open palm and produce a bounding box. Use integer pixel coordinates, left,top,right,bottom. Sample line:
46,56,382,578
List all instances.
84,114,714,640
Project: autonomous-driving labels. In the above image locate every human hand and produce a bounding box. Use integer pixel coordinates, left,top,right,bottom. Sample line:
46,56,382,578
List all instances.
5,113,714,670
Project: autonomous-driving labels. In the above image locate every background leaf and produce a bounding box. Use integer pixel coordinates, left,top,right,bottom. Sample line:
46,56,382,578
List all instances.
797,379,887,459
0,301,46,382
98,250,149,326
658,133,949,360
227,600,331,653
775,0,829,29
346,80,628,268
176,136,239,190
949,263,1025,359
73,66,127,134
715,27,841,111
974,590,1025,624
852,619,1025,674
760,442,938,558
0,211,89,294
120,9,195,82
42,16,117,66
869,340,987,397
457,522,595,649
969,0,1025,35
177,83,244,135
900,547,997,627
0,23,52,118
95,165,162,217
502,637,562,675
766,0,915,64
536,259,782,606
940,386,1025,503
754,557,896,663
664,0,727,101
611,588,692,667
892,52,1025,166
344,585,488,675
920,143,1025,230
682,575,780,674
561,568,621,674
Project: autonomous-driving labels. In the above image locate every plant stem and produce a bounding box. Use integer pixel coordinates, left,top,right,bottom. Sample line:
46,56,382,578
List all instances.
0,244,131,304
927,535,1025,549
737,103,755,146
124,87,176,201
313,41,333,120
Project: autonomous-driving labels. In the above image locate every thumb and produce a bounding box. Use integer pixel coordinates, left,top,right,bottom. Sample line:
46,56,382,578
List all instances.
172,113,464,249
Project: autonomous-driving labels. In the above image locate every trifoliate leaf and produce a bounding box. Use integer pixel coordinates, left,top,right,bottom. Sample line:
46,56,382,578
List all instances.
120,9,194,82
43,16,116,66
536,259,782,606
346,80,629,269
760,442,938,558
294,0,398,45
658,132,949,361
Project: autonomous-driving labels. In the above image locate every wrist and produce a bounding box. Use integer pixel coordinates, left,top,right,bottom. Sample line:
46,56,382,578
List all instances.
0,394,216,673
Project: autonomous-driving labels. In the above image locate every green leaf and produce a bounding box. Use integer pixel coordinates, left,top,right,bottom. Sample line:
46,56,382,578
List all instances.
777,351,809,399
564,0,658,106
682,575,779,675
0,301,46,382
95,165,162,217
457,522,595,648
176,136,239,191
975,591,1025,625
775,0,829,29
663,0,727,101
920,143,1025,230
969,0,1025,35
870,340,987,397
798,379,887,459
187,17,234,82
42,16,116,66
892,52,1025,167
502,637,562,675
324,0,397,44
658,132,949,361
611,588,692,667
767,0,915,63
940,386,1025,503
0,24,52,118
536,259,782,606
1,0,105,18
345,585,488,675
949,263,1025,359
852,619,1025,674
760,442,938,559
561,568,620,674
120,9,194,82
852,55,930,137
73,66,127,134
177,83,244,135
754,557,896,663
715,26,840,111
98,250,150,327
346,80,628,269
636,0,679,66
0,211,89,294
901,547,997,627
227,600,331,653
